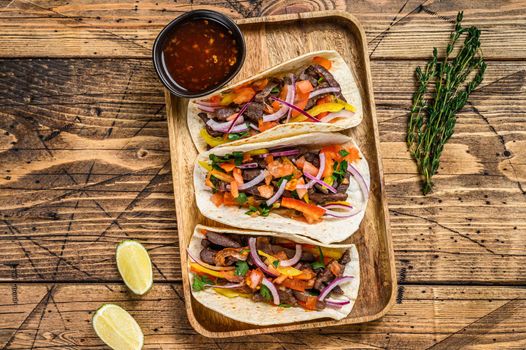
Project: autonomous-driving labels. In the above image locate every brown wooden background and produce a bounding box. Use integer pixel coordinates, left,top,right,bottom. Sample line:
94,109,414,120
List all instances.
0,0,525,349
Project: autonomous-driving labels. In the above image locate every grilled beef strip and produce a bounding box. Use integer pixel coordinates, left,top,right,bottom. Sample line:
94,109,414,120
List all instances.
271,245,316,262
200,248,217,265
292,291,326,310
244,102,265,123
303,152,321,167
313,267,334,291
206,232,242,248
336,172,351,193
242,169,262,181
311,64,345,101
277,288,298,306
308,190,348,205
339,249,351,265
214,107,238,121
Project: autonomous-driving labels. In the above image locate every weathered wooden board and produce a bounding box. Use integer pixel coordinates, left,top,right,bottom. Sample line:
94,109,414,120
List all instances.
0,0,525,59
1,283,525,349
0,57,524,284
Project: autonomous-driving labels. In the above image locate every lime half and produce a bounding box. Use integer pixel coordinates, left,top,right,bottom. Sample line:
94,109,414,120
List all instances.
116,240,153,295
92,304,144,350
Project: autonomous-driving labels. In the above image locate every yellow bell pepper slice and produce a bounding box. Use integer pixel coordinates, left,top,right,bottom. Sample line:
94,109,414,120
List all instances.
200,128,228,148
323,176,334,187
198,160,213,172
336,99,356,112
257,250,302,277
190,262,225,279
306,102,345,117
213,288,251,298
247,148,269,156
220,93,234,106
304,247,343,260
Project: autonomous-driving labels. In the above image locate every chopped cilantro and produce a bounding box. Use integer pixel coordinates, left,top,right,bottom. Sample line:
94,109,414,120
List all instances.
236,193,248,205
317,77,324,83
276,175,292,187
278,303,292,308
235,261,249,276
260,285,272,301
317,246,326,268
339,149,350,157
311,261,325,270
192,275,213,291
270,87,280,94
272,260,279,268
244,204,271,217
227,131,249,141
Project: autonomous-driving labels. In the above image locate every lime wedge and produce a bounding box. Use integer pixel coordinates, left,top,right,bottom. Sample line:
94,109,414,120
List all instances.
92,304,144,350
116,240,153,295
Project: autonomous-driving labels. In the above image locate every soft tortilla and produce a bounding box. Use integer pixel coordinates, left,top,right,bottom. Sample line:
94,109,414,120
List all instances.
194,132,370,244
187,50,363,153
188,225,360,326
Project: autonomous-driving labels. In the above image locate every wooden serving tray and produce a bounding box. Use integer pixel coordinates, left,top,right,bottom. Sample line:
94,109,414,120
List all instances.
165,10,396,337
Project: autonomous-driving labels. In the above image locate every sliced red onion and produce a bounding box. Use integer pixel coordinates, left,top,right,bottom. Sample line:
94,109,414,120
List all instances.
206,118,247,134
347,163,369,201
320,110,356,123
304,172,337,193
308,87,340,99
237,162,258,169
262,278,280,305
270,149,300,157
195,99,220,107
322,206,361,218
198,105,217,113
248,237,278,277
325,298,351,308
205,283,244,289
262,83,293,122
271,97,320,122
187,248,235,271
227,100,253,133
249,123,259,131
238,170,267,190
285,75,296,123
296,153,326,190
278,244,302,267
206,115,244,129
266,179,288,206
318,276,354,301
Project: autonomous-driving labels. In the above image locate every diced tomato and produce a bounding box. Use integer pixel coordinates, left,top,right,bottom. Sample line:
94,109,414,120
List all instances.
258,119,278,132
232,87,256,104
295,156,306,169
232,168,243,184
275,251,288,260
271,101,281,111
267,159,294,178
279,85,288,100
209,95,221,104
222,270,244,283
230,181,239,198
199,228,208,235
252,78,268,91
281,197,325,223
210,192,223,207
296,80,314,95
305,296,318,310
329,260,343,276
246,269,264,289
303,160,319,177
273,274,289,284
285,179,297,191
322,156,334,178
242,152,252,163
280,278,308,291
291,93,309,117
219,162,236,172
265,154,274,165
295,178,307,199
223,192,237,206
313,56,332,70
257,184,274,199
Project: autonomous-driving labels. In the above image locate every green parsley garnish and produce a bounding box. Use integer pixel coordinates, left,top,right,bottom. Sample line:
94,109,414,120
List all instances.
311,261,325,270
235,261,249,276
278,303,292,308
317,77,324,83
192,275,213,291
260,285,272,301
270,87,280,94
276,174,293,187
227,132,249,141
236,193,248,205
272,260,279,268
339,149,350,157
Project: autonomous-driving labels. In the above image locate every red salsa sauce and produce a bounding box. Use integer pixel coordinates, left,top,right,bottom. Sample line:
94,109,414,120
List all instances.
162,18,240,93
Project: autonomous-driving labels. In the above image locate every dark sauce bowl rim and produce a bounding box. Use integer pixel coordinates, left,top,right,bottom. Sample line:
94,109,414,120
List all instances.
152,10,246,99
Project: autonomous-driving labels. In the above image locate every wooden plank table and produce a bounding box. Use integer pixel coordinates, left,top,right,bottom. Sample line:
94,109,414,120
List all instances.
0,0,524,348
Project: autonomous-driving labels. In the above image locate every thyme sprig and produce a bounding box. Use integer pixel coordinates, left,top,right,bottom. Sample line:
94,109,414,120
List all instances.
407,11,487,194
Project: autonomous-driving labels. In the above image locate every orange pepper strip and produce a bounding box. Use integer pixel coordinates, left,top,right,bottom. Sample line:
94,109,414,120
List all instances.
210,169,234,183
230,181,239,198
313,56,332,70
210,192,223,207
219,162,236,172
280,197,325,221
232,168,244,184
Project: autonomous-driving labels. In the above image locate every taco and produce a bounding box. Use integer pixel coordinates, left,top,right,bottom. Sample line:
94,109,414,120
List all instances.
188,225,360,325
194,132,370,244
187,50,363,152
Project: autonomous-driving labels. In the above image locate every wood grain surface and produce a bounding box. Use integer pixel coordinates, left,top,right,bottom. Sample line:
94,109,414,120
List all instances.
0,0,525,348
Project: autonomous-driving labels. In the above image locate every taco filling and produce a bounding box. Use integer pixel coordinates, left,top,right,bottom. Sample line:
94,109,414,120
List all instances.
194,56,356,147
199,142,368,224
189,229,355,311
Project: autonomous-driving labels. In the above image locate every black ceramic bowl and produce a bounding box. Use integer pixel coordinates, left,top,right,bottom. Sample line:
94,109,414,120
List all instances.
152,10,246,98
